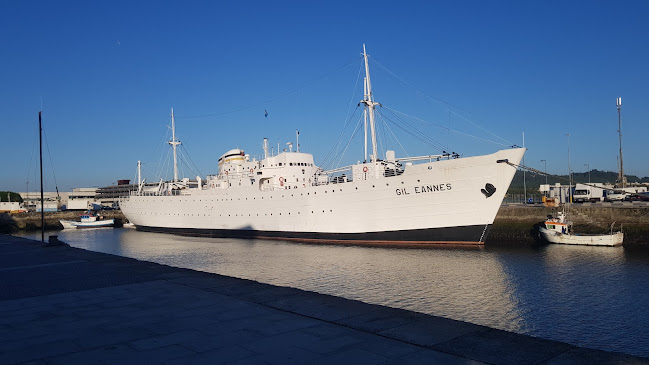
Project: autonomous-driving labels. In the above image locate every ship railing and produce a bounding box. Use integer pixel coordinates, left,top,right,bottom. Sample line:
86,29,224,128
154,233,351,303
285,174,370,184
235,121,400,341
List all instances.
396,153,458,162
129,189,184,197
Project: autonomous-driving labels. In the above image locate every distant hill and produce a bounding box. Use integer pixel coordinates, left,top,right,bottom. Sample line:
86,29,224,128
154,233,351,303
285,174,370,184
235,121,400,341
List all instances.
507,170,649,195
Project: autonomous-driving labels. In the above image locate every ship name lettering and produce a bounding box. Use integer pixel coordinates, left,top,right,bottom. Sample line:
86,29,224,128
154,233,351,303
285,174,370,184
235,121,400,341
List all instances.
395,188,410,196
397,183,452,196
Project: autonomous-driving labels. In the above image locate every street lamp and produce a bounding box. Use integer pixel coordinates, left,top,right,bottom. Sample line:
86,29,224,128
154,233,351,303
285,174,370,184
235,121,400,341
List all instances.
584,163,590,184
541,160,547,185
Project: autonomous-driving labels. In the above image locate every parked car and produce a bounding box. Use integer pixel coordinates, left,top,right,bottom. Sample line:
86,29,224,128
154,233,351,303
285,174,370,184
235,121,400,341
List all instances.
626,192,649,202
605,190,630,202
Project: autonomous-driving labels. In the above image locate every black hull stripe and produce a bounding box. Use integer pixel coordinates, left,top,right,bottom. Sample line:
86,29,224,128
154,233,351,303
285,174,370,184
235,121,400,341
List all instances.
135,225,491,246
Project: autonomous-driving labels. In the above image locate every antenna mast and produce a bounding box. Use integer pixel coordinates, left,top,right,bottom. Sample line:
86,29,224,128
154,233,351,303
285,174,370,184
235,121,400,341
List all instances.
616,97,625,187
168,108,181,182
361,44,379,163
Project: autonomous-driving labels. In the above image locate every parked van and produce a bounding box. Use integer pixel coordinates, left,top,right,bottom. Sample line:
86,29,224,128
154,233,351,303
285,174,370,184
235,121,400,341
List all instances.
573,183,605,203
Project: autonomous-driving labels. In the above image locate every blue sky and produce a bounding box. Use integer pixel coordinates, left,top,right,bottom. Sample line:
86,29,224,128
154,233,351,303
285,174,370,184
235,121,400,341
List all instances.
2,1,648,192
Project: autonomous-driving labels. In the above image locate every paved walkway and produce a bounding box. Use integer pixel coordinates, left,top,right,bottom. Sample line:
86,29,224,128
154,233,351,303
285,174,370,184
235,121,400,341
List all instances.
0,234,646,364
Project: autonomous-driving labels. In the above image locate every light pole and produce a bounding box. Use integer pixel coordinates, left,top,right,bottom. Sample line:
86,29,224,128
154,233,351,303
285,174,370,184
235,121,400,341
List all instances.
566,133,572,204
584,163,590,184
541,160,547,185
616,97,625,187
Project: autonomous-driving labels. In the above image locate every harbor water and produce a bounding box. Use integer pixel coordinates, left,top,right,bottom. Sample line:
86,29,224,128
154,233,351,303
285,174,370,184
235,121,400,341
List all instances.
15,228,649,359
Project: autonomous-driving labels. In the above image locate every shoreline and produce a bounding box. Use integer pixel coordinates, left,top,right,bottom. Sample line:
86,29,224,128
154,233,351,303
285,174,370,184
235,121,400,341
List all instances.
3,203,649,245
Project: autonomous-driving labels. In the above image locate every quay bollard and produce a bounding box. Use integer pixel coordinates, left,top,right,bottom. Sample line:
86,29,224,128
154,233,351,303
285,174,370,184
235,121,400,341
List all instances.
45,235,68,247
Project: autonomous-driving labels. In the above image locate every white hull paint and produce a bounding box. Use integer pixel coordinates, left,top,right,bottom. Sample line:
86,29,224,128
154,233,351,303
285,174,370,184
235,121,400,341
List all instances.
121,148,524,244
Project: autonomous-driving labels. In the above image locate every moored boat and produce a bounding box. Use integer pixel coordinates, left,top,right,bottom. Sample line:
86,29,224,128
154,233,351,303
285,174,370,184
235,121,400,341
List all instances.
60,212,114,229
539,211,623,246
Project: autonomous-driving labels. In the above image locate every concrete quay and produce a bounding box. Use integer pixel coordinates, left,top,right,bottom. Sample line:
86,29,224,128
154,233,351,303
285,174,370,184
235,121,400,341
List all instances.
1,234,647,365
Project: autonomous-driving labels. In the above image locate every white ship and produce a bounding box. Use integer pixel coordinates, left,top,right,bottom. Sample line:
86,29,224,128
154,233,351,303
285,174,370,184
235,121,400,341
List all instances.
120,46,525,245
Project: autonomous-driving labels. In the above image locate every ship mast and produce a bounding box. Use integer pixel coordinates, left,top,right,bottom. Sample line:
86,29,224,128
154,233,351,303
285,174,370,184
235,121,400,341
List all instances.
361,45,379,163
168,108,181,182
363,77,368,162
137,160,142,189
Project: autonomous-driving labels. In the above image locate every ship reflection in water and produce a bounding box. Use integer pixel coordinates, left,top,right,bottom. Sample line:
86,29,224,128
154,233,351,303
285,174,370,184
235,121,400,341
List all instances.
17,228,649,359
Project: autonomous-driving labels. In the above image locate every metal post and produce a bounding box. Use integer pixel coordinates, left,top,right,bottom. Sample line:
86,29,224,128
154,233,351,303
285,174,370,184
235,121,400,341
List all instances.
39,111,44,242
296,130,300,153
616,97,624,187
585,163,590,184
522,132,526,204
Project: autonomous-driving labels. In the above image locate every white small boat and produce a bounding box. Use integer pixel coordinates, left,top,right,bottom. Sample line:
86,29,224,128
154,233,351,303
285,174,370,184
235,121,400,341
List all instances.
60,212,114,229
539,211,623,246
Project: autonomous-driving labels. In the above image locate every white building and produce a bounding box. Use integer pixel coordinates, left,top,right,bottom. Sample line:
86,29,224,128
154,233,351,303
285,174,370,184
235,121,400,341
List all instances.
0,201,26,213
66,188,99,210
539,183,573,204
19,192,60,212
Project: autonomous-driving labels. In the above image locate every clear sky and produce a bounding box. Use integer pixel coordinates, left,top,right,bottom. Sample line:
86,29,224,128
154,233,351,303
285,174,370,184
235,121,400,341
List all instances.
2,1,648,193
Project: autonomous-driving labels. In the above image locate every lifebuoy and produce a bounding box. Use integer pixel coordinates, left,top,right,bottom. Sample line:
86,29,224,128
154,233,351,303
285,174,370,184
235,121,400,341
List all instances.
363,166,368,172
279,177,284,186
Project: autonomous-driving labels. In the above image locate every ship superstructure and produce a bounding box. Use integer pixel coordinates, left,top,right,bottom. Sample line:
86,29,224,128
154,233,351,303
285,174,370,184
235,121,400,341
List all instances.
120,46,525,245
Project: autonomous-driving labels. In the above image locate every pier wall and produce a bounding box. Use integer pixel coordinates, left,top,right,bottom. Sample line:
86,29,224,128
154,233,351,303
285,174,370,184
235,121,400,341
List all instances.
0,210,125,232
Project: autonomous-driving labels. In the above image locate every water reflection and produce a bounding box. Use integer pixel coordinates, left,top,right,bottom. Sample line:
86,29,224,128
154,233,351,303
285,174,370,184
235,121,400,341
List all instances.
15,228,649,358
117,229,526,334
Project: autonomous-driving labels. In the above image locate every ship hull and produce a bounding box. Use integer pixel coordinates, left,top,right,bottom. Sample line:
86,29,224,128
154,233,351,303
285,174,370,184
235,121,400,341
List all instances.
121,148,524,245
136,223,490,245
